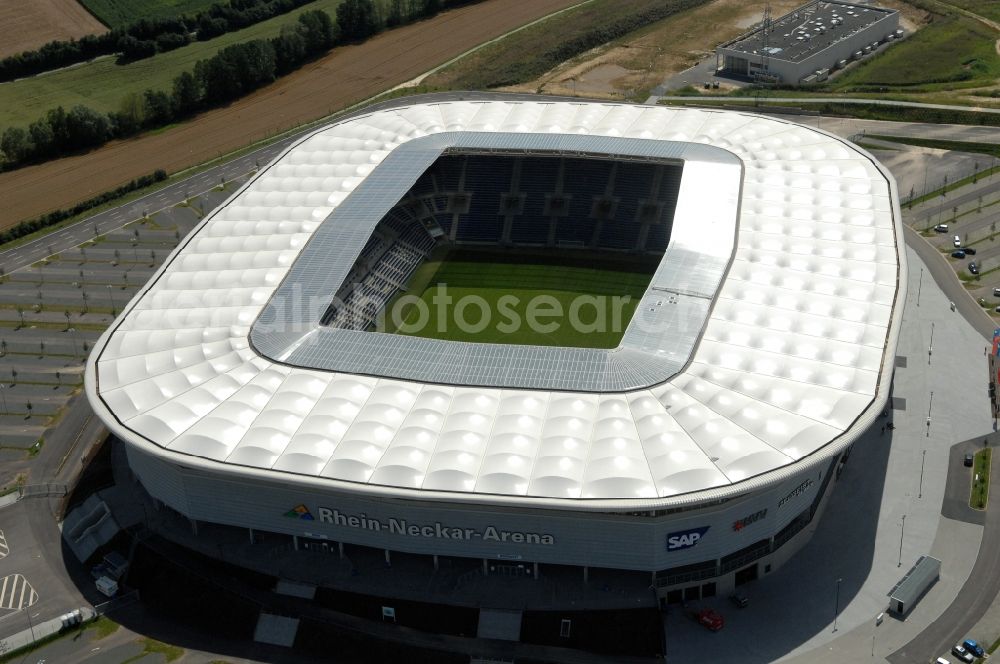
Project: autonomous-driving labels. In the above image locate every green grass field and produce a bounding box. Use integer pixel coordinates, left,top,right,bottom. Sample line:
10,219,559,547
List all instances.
381,248,655,348
829,14,1000,89
0,0,353,128
79,0,219,28
947,0,1000,23
971,447,991,510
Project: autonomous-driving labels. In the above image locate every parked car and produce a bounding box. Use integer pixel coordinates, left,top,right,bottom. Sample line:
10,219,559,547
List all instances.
955,235,963,247
994,287,1000,297
962,639,985,658
729,592,749,608
963,246,977,255
952,250,966,259
969,262,979,275
951,644,974,663
934,224,949,232
936,658,952,664
965,453,974,467
694,608,724,631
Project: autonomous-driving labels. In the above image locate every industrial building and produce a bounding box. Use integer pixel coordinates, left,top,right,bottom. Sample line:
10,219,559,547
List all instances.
85,98,904,604
716,0,901,84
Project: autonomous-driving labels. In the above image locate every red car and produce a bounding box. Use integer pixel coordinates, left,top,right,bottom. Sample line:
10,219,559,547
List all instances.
696,609,724,631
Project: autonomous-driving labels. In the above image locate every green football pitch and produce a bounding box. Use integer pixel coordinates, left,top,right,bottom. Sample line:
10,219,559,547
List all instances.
380,248,657,348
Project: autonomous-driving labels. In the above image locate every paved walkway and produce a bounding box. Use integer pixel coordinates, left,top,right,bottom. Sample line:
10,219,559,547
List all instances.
648,96,1000,114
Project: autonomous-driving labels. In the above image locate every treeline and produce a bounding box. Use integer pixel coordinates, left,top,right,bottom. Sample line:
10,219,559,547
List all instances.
0,0,481,172
0,10,336,170
0,170,167,247
0,0,316,82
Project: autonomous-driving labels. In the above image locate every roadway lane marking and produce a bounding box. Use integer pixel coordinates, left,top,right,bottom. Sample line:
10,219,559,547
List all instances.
0,530,8,558
0,575,37,610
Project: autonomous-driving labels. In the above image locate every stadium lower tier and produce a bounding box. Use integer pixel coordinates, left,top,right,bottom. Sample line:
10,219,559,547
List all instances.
126,438,848,601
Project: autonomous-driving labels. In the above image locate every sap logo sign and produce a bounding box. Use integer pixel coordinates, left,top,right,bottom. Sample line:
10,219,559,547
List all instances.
666,526,710,551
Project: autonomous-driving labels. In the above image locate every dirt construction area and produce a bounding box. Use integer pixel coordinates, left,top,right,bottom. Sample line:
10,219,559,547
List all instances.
0,0,107,59
501,0,923,99
0,0,581,227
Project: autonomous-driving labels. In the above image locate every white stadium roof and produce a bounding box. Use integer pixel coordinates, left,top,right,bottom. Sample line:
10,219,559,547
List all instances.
85,99,904,511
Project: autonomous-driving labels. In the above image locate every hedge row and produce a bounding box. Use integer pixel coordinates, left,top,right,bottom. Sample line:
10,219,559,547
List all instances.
0,170,167,247
0,0,316,82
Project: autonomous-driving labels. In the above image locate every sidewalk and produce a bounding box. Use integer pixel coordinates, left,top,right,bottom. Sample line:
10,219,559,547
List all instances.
664,244,993,662
0,606,94,657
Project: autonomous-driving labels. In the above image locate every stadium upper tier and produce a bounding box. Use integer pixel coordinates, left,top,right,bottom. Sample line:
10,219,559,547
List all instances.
85,99,904,511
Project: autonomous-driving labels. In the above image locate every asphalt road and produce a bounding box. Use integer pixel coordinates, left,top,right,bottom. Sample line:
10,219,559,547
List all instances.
888,459,1000,663
886,230,998,663
903,225,996,340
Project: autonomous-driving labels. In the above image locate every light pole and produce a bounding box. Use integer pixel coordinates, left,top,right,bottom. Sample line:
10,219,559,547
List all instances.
833,577,843,632
918,450,926,498
917,267,922,306
927,390,933,437
24,606,35,642
897,514,906,567
106,284,116,315
0,384,6,417
928,322,934,364
68,327,80,360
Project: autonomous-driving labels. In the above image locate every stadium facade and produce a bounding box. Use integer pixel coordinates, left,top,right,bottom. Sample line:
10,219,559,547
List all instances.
85,97,904,602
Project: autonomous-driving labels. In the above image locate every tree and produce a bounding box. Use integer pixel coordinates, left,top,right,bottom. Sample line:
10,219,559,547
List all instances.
1,127,32,165
0,340,6,356
421,0,442,17
114,92,147,136
386,0,405,26
271,26,306,74
64,310,71,330
65,105,111,150
298,9,338,53
38,341,44,357
171,70,202,116
25,400,32,418
28,118,55,158
143,89,173,127
15,306,23,329
55,371,61,386
45,106,69,147
336,0,379,41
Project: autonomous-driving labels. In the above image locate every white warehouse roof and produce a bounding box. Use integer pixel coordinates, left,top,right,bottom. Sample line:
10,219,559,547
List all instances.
85,99,904,511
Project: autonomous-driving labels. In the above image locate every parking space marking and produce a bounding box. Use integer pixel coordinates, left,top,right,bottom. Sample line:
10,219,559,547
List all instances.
0,575,37,611
0,530,9,559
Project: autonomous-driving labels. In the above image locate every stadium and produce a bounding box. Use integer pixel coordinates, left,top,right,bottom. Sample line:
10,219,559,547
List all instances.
85,97,904,604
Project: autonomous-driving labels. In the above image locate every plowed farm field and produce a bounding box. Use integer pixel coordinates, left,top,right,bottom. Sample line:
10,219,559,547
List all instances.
0,0,582,227
0,0,107,59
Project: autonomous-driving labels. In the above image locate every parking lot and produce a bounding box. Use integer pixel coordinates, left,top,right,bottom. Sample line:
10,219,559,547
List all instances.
0,181,246,463
905,172,1000,314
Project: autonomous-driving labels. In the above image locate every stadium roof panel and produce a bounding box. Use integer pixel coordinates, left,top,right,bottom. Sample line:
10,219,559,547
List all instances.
86,99,904,511
251,131,740,392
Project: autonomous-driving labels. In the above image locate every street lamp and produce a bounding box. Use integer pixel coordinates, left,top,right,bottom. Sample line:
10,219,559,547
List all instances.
0,384,7,417
898,514,906,567
106,284,116,315
833,577,843,632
